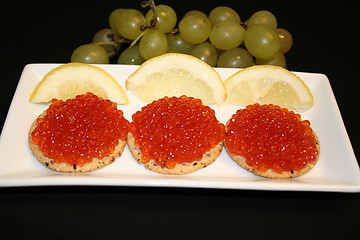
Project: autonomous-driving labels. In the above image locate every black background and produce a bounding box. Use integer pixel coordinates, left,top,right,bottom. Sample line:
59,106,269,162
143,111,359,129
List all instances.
1,1,359,239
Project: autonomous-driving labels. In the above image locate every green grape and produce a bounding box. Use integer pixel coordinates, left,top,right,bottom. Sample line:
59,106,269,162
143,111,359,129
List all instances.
139,29,168,60
256,51,286,68
116,9,147,40
244,24,280,59
71,44,109,64
92,28,120,55
108,8,125,35
190,42,218,66
145,4,177,33
209,6,241,26
247,10,277,29
166,33,195,54
179,14,211,44
117,46,145,65
217,47,254,68
209,21,245,50
276,28,293,54
184,10,208,18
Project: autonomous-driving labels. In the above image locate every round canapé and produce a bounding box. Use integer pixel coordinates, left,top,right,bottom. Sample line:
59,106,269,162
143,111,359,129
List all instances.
29,92,129,173
128,96,225,175
225,103,320,178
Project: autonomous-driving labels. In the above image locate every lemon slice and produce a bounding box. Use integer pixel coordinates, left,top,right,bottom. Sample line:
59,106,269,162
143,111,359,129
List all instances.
224,65,314,112
125,53,226,105
30,63,129,104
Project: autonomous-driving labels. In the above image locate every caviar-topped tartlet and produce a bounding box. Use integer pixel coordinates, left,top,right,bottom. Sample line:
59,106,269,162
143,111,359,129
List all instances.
225,104,320,178
29,93,129,173
128,96,225,175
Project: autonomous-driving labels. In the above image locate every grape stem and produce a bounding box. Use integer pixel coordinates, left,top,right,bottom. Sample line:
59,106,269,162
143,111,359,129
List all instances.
130,28,150,47
168,28,179,34
92,39,130,57
132,0,157,47
141,0,158,28
92,39,130,47
240,21,248,29
86,1,157,58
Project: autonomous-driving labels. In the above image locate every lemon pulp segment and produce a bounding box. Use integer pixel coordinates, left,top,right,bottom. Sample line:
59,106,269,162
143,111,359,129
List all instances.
126,53,226,105
30,63,128,104
225,65,313,112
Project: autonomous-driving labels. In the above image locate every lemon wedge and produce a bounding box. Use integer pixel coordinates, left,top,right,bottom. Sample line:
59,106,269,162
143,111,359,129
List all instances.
224,65,314,112
125,53,226,105
30,63,129,104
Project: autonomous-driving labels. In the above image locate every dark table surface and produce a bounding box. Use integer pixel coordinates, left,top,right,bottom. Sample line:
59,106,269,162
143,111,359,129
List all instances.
1,1,359,239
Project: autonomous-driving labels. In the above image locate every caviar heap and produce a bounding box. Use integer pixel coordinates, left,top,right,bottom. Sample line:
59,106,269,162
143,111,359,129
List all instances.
31,93,129,166
225,104,318,173
129,96,225,169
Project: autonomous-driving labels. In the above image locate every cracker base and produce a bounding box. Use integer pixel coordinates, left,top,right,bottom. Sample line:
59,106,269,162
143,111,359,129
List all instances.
127,132,223,175
224,136,320,179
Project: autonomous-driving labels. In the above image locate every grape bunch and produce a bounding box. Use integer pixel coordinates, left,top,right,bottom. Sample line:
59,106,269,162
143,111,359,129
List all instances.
71,1,293,68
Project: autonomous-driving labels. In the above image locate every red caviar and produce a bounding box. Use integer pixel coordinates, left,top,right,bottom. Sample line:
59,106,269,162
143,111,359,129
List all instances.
225,104,318,173
129,96,225,169
31,93,129,166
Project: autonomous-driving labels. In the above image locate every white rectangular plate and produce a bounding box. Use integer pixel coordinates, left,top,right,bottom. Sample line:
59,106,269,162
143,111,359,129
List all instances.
0,64,359,192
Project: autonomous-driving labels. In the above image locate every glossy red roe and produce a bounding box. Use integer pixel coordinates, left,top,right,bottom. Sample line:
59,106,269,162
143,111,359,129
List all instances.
31,92,129,166
129,96,225,169
225,104,318,173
